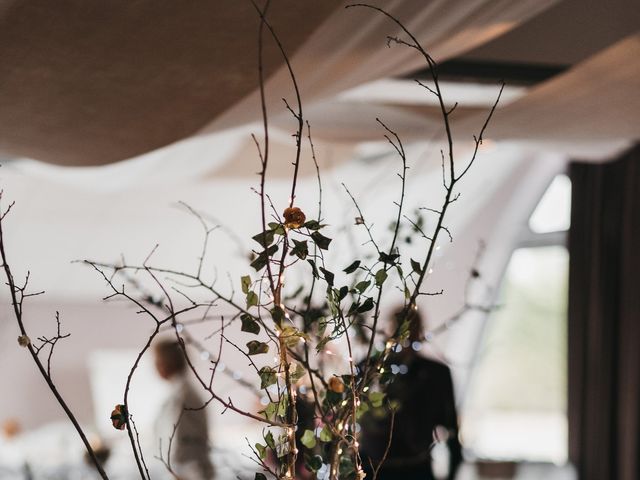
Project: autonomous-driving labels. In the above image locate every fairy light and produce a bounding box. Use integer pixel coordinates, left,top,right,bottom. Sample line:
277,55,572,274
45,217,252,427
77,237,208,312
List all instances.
354,441,360,448
341,400,348,407
337,448,343,455
363,386,369,392
337,422,343,430
379,367,385,374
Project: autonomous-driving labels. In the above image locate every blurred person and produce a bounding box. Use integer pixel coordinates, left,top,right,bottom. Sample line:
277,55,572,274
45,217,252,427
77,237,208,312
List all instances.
154,339,214,480
359,306,462,480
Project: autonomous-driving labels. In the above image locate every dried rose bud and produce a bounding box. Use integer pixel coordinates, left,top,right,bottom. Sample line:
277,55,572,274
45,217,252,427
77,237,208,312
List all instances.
328,376,345,394
17,335,30,348
110,404,128,430
283,207,306,229
355,216,364,225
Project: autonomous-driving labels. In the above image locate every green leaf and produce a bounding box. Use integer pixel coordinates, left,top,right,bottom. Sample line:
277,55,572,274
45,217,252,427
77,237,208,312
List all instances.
241,275,251,294
247,340,269,355
258,366,277,389
319,425,332,442
280,326,305,348
264,430,276,450
337,285,349,301
277,395,289,418
306,454,323,472
375,268,388,287
343,260,361,274
246,291,259,308
290,363,306,383
300,429,317,449
310,231,332,250
250,244,279,271
290,239,309,260
316,336,331,353
307,259,320,279
252,230,275,248
369,391,385,408
241,314,260,335
303,220,322,230
255,473,267,480
378,252,400,265
357,297,375,313
410,258,422,275
271,305,285,326
261,402,277,421
354,280,370,294
319,267,334,286
268,222,286,235
255,443,267,460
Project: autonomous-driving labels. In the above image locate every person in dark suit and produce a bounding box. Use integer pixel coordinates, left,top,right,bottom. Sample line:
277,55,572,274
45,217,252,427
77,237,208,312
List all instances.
359,307,462,480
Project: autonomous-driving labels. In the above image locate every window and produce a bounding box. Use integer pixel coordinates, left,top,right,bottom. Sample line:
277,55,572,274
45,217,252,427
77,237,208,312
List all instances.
461,175,571,464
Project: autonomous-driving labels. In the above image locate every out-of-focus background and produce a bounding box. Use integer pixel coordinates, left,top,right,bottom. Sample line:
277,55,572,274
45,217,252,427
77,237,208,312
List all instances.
0,1,638,479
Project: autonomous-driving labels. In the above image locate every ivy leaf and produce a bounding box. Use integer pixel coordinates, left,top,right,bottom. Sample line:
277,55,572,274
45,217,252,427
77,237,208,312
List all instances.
310,231,332,250
378,252,400,265
319,425,332,442
357,297,375,313
250,244,279,271
255,444,267,460
410,258,422,275
369,391,385,408
261,402,277,421
306,455,323,472
246,291,259,308
307,259,320,279
258,366,277,389
343,260,361,274
303,220,322,230
316,336,331,353
247,341,269,356
252,230,275,248
241,275,251,294
268,222,286,235
241,314,260,335
319,267,334,287
264,431,276,450
375,268,388,287
337,285,349,301
300,429,317,449
290,239,309,260
271,305,285,326
280,326,306,348
354,280,370,294
290,363,307,383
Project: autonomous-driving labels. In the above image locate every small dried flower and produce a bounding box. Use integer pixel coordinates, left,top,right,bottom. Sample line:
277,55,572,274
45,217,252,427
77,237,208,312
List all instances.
17,335,30,347
283,207,306,229
355,216,364,225
110,404,128,430
328,376,345,394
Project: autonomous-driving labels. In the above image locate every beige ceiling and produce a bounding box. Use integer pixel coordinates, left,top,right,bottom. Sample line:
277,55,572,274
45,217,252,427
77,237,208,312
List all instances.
0,0,342,166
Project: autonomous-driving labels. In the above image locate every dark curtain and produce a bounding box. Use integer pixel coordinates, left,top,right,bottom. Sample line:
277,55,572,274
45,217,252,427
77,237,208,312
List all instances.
568,145,640,480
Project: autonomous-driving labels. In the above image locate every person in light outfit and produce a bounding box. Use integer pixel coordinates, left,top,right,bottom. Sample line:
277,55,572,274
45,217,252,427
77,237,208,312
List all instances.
154,339,214,480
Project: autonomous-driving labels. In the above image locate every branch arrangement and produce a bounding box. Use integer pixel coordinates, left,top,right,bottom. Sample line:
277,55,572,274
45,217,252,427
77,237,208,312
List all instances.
0,4,502,480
